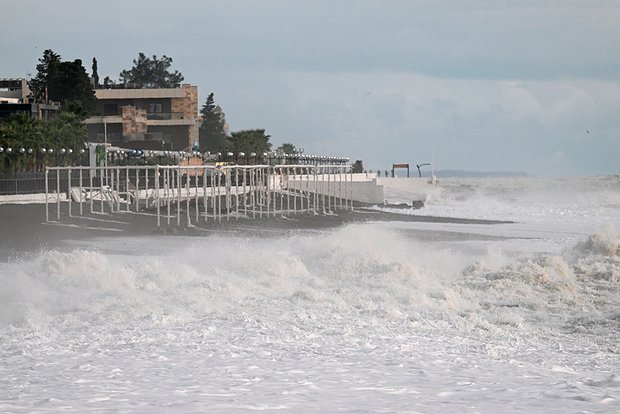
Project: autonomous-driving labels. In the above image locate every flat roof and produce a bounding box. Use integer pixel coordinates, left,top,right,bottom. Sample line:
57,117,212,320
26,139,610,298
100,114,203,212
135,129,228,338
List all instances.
95,88,189,100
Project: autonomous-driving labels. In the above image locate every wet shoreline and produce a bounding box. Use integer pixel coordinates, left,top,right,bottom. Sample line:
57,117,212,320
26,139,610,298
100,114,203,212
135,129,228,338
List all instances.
0,202,511,257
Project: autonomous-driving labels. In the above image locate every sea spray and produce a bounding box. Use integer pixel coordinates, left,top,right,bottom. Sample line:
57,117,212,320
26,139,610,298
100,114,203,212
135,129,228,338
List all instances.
573,225,620,258
382,175,620,226
1,223,616,338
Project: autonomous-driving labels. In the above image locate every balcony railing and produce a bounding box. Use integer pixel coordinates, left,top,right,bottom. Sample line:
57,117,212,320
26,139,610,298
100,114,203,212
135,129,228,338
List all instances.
146,112,185,120
94,112,186,120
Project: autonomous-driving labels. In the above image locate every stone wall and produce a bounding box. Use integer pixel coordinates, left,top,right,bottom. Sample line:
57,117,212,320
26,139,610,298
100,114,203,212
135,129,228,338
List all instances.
170,85,198,118
171,85,199,148
121,105,147,140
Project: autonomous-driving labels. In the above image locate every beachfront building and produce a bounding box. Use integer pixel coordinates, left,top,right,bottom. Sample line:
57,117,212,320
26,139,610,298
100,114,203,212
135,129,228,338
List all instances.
0,78,60,120
84,84,199,151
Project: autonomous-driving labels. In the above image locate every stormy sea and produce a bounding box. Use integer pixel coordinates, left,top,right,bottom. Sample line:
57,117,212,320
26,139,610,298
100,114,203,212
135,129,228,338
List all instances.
1,175,619,413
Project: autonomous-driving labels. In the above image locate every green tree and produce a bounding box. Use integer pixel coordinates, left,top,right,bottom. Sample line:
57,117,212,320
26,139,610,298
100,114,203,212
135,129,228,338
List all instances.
0,111,88,172
352,160,364,173
228,129,272,155
119,53,184,88
102,76,114,88
29,49,97,114
276,143,298,155
29,49,61,102
0,114,33,172
46,112,88,152
92,57,99,87
199,92,228,153
53,60,97,114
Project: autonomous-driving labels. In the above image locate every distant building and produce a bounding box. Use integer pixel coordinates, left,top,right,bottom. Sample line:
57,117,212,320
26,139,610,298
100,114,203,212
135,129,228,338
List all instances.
0,78,60,120
0,78,29,102
84,84,199,151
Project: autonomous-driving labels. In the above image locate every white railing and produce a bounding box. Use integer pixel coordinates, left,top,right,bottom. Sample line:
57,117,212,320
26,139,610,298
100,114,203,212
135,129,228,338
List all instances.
44,164,353,227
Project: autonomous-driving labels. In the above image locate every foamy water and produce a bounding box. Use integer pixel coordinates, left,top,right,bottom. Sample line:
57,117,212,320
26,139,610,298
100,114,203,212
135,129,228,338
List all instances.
1,176,619,412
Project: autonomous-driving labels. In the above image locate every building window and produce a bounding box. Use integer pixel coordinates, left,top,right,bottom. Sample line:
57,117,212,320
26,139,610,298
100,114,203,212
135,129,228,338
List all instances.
148,103,163,113
104,103,118,115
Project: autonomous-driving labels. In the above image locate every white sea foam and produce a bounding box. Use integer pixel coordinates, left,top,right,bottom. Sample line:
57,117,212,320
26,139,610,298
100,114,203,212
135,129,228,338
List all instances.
383,175,620,227
573,225,620,257
1,176,619,413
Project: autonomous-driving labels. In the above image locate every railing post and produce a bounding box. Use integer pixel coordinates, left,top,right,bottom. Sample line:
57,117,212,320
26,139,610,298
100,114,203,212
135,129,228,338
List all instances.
327,166,331,213
321,167,326,214
216,170,221,222
265,167,270,218
245,168,249,215
313,165,318,214
45,167,49,223
226,167,231,222
250,168,255,219
79,167,83,215
211,168,216,221
156,165,161,227
186,168,191,226
126,166,130,212
293,167,298,215
111,167,121,212
285,167,290,216
279,168,284,218
177,166,181,227
203,167,208,224
258,168,263,219
116,167,121,212
100,166,105,214
89,166,94,214
350,166,354,211
235,166,239,220
145,168,149,209
67,168,72,217
56,168,60,220
305,168,310,213
339,167,344,211
195,168,199,224
166,167,171,226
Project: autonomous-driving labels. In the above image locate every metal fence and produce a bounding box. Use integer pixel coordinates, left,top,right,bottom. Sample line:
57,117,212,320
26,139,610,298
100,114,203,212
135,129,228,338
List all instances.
44,164,353,227
0,171,50,195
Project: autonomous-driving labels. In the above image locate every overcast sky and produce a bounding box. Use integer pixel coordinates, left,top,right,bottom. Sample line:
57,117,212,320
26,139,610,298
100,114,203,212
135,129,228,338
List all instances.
2,0,619,175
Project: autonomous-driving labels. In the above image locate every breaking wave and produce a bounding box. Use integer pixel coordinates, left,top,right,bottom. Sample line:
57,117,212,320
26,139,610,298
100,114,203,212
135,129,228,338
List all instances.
1,224,618,344
386,175,620,223
573,225,620,257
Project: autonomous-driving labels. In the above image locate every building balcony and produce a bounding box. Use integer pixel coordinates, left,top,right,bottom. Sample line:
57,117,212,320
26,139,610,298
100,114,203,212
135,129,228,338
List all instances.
146,112,184,120
146,116,195,126
84,115,123,124
85,114,195,127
